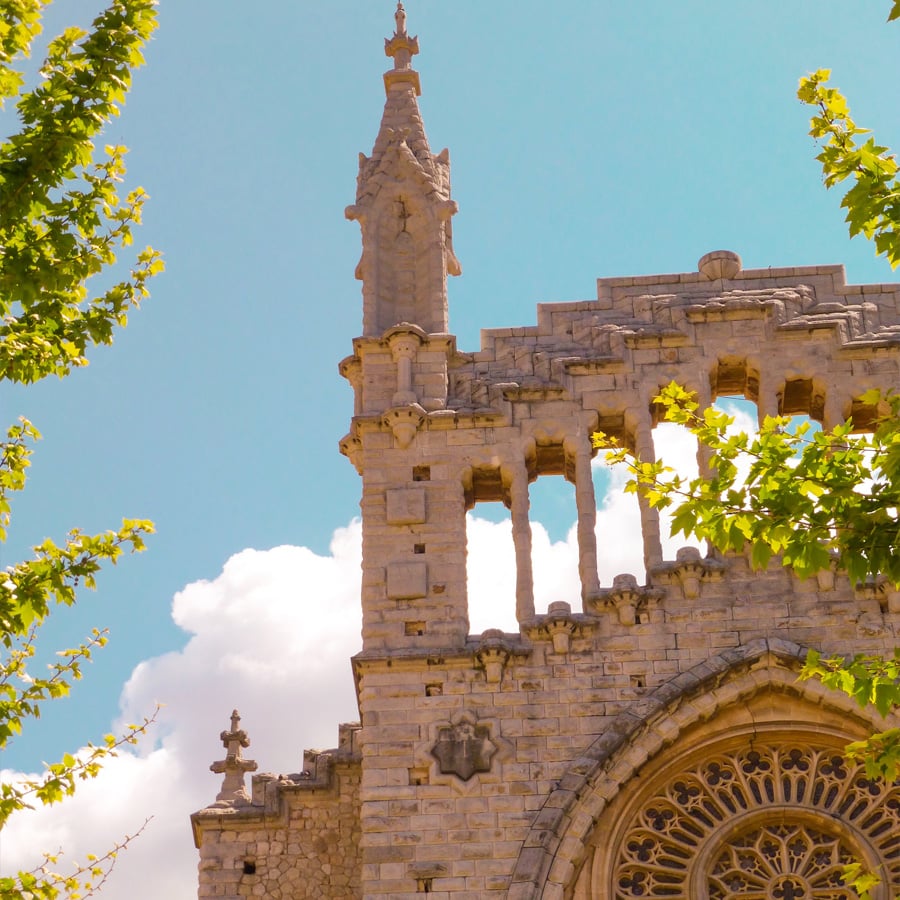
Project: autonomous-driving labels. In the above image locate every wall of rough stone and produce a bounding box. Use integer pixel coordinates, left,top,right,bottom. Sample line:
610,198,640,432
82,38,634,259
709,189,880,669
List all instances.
194,735,361,898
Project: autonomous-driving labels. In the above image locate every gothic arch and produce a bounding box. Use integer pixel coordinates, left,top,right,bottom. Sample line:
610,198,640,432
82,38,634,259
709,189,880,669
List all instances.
508,638,899,900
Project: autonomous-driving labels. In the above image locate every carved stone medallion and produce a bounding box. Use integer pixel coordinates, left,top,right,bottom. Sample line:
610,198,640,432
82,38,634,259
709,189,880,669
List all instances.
431,718,497,781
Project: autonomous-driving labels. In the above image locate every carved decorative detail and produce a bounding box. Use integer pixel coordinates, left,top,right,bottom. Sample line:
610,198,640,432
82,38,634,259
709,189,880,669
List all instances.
650,547,726,600
431,714,497,781
382,405,425,448
587,574,662,626
523,601,597,653
855,576,894,613
611,742,900,898
708,823,853,898
475,629,513,684
698,249,742,281
209,710,257,807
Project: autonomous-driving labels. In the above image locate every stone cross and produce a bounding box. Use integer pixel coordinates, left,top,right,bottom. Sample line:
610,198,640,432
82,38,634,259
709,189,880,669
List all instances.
209,709,258,804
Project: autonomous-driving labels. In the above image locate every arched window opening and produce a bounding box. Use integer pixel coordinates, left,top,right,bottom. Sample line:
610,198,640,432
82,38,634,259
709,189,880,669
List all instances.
849,394,891,433
592,449,645,585
783,411,821,444
601,737,900,899
463,466,519,634
780,377,826,423
592,412,648,582
465,501,518,634
647,417,702,561
711,357,760,405
528,474,581,613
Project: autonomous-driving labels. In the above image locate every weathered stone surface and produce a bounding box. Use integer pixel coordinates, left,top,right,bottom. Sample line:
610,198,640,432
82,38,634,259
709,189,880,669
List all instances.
193,6,900,899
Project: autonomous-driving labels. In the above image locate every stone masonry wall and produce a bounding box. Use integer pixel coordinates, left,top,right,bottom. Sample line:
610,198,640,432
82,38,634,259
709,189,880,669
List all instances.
352,561,900,896
193,10,900,895
193,728,362,898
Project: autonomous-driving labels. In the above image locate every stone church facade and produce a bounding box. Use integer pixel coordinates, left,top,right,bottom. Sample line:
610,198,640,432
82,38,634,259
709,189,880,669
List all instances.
192,6,900,898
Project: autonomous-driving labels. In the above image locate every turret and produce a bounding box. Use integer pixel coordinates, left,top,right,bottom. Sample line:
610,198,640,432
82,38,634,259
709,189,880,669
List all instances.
345,2,461,337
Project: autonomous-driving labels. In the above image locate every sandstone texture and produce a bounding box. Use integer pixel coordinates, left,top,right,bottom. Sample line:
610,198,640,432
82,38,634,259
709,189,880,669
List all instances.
192,6,900,898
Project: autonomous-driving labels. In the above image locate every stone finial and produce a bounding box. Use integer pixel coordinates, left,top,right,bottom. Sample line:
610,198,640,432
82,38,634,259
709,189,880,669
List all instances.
385,3,419,79
698,249,742,281
209,709,258,806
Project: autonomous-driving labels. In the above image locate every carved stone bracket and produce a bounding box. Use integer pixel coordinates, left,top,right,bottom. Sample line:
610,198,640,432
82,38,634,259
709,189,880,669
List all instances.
650,546,726,600
382,404,425,448
815,556,839,592
586,574,663,626
387,327,423,406
338,433,363,472
408,863,447,893
522,601,596,653
474,629,516,684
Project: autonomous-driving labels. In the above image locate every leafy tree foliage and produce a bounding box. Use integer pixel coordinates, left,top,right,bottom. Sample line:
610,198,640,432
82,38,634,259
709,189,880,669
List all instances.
0,1,161,896
796,4,900,270
612,384,900,587
598,385,900,897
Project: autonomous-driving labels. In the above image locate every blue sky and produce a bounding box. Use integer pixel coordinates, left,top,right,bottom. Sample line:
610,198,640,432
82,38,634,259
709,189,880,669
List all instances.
1,2,898,895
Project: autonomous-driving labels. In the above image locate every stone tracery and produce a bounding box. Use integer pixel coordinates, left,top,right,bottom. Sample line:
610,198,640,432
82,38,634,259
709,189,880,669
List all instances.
611,742,900,899
708,824,853,899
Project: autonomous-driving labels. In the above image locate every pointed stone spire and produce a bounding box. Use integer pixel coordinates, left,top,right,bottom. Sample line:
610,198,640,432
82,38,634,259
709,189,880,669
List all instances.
346,3,461,337
209,709,257,806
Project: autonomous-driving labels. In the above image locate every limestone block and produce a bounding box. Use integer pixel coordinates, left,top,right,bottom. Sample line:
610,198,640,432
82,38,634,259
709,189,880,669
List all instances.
387,562,427,600
386,487,427,525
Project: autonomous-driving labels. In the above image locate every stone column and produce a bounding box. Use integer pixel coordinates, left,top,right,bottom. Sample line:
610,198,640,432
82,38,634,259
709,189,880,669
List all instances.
756,371,780,425
633,404,663,570
565,433,600,601
823,390,847,431
690,382,719,561
390,334,419,406
503,458,535,622
693,381,716,487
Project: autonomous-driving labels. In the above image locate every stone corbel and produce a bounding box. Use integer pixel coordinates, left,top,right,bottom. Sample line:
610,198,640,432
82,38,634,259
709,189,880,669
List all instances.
651,546,725,600
408,864,447,894
338,433,363,472
523,601,592,653
546,607,577,654
587,574,662,626
475,629,513,684
382,405,425,449
816,561,837,592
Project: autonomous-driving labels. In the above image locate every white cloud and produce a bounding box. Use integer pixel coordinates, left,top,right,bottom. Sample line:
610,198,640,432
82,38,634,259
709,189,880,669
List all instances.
1,525,365,900
0,416,743,899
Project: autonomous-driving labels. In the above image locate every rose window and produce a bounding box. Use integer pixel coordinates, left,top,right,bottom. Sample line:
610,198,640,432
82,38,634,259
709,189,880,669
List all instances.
708,824,854,898
611,743,900,898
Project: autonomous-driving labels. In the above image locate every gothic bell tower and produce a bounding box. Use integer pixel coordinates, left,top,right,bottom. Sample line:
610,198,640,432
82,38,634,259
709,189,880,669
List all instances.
345,2,461,337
